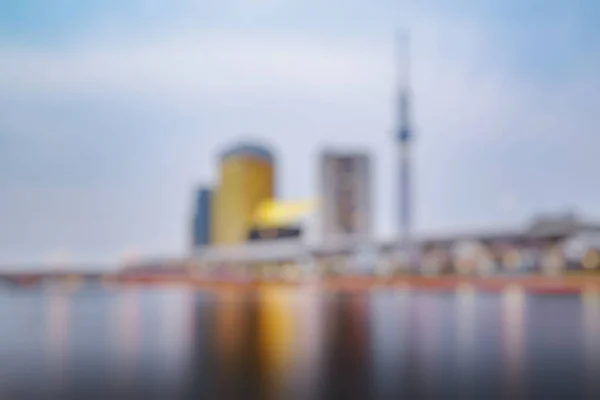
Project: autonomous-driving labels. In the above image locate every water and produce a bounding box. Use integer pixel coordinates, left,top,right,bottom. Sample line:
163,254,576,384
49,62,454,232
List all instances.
0,284,599,399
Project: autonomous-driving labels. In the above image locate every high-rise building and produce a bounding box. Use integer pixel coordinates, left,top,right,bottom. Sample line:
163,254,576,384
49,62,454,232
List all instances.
192,187,212,247
211,144,275,245
320,152,371,243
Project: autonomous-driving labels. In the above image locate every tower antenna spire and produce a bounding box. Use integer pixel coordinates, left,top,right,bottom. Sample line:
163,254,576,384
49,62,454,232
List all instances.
397,28,411,93
396,28,414,271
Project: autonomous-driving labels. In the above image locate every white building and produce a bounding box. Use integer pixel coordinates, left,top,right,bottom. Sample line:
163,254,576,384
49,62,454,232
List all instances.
319,151,372,245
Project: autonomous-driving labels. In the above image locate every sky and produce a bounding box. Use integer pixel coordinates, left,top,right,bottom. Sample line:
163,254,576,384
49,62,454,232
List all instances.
0,0,599,268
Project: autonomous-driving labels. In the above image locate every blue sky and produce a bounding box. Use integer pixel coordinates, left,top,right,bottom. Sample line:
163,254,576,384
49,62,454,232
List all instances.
0,0,599,267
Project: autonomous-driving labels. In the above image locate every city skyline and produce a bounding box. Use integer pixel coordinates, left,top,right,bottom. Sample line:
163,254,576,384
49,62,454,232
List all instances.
1,1,599,266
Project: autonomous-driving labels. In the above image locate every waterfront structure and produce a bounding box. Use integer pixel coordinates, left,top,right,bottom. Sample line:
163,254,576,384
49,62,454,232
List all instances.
195,213,600,275
319,152,371,244
191,187,212,247
211,144,275,245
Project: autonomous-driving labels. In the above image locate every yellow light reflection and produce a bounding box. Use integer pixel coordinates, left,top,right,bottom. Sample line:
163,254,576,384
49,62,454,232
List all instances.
583,284,600,397
502,284,525,398
257,285,295,399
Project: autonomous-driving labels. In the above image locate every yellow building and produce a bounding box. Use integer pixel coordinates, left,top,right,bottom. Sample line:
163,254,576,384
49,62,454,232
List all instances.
211,144,275,245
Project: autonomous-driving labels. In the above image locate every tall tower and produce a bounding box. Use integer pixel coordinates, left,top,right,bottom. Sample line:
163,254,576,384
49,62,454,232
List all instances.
396,31,414,265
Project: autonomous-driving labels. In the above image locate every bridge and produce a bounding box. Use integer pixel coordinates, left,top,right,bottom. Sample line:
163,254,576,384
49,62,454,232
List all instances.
0,271,111,286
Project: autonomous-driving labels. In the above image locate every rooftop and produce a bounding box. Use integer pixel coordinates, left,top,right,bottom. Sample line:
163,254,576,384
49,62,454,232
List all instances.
220,143,274,162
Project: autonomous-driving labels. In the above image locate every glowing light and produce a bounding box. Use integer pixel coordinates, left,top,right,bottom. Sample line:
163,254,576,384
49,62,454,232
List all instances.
582,250,600,270
503,250,522,270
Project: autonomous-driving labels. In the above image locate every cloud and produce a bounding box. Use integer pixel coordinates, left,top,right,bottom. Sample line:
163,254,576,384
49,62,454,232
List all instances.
0,33,383,102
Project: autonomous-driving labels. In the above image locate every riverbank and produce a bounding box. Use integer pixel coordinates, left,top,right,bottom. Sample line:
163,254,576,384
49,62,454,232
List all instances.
114,273,600,295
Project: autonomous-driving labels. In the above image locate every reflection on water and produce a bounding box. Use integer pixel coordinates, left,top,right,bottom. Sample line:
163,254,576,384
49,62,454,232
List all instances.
583,286,600,399
502,285,525,399
370,289,409,399
47,293,70,394
455,283,475,397
114,289,139,391
0,284,599,399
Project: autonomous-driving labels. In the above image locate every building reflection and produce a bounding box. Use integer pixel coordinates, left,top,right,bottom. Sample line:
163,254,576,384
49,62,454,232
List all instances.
30,283,600,399
183,286,298,400
291,286,326,400
407,292,445,398
215,288,258,399
181,291,219,398
456,283,477,396
369,289,410,399
156,288,196,398
257,285,296,400
319,292,371,400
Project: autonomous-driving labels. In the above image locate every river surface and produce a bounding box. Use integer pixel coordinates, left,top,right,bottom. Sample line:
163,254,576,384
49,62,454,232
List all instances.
0,284,599,399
